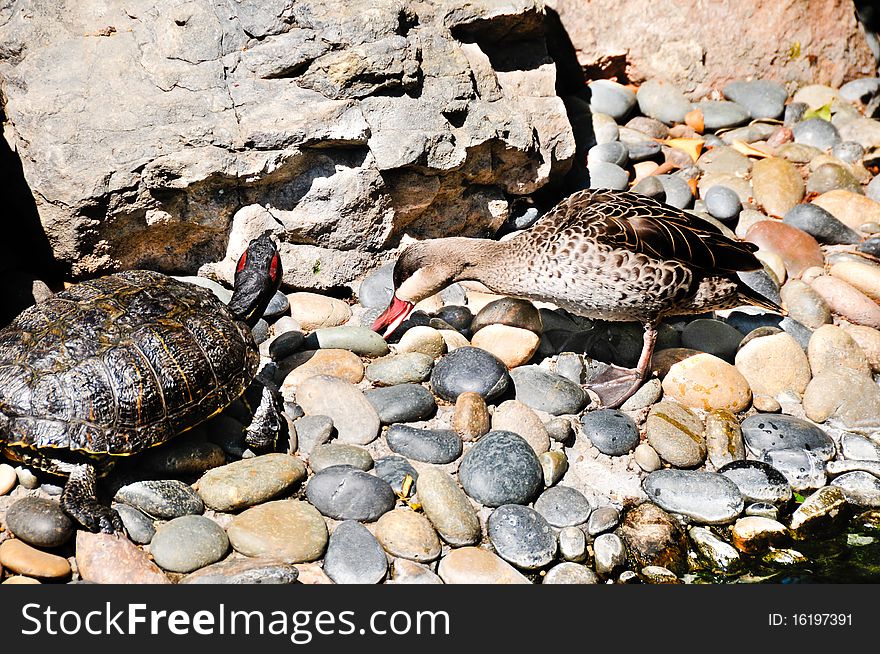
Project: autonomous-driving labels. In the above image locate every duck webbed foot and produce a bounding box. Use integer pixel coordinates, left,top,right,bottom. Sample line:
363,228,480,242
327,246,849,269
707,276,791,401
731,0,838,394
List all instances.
584,322,658,409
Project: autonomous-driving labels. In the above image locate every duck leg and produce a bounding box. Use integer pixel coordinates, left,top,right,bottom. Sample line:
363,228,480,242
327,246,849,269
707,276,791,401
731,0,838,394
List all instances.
61,463,124,534
586,322,658,409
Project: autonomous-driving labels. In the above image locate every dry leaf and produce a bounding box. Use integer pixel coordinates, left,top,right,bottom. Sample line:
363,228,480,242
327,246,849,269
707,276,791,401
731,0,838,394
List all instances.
731,139,774,158
684,108,705,134
687,178,699,196
658,137,705,162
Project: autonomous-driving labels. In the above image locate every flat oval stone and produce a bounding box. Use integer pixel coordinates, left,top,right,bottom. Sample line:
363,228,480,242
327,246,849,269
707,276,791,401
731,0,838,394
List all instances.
437,546,530,584
0,539,70,579
385,425,463,464
303,326,389,357
634,442,662,472
365,352,434,386
750,157,805,217
829,259,880,303
309,443,373,472
459,431,544,507
280,349,365,397
588,141,629,167
809,275,880,330
643,470,744,524
588,161,629,190
415,467,481,546
288,292,351,330
587,506,620,536
150,515,229,573
719,460,792,505
741,414,835,460
430,346,511,402
364,383,437,424
452,391,491,441
471,324,540,368
491,399,551,454
703,410,745,468
373,455,418,494
227,499,328,562
646,400,707,468
723,80,787,119
6,497,74,548
306,465,395,521
323,520,388,584
510,365,586,415
487,504,557,569
74,532,169,584
762,448,827,492
375,509,441,562
395,326,447,358
661,352,751,413
783,203,861,245
830,471,880,508
745,220,824,277
697,146,753,176
114,479,204,519
181,557,299,584
734,331,812,396
113,504,156,544
637,79,692,125
792,117,841,150
842,433,880,461
703,185,742,221
693,100,749,131
296,375,380,445
589,79,636,121
197,453,307,512
543,562,598,584
580,409,640,456
779,279,831,330
533,485,593,527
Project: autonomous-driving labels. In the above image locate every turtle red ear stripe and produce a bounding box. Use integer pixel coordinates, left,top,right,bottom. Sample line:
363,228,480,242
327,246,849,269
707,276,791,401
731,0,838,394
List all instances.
269,253,281,282
236,250,248,273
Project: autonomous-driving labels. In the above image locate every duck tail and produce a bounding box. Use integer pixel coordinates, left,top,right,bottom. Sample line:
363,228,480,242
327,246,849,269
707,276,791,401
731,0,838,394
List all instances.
736,283,786,315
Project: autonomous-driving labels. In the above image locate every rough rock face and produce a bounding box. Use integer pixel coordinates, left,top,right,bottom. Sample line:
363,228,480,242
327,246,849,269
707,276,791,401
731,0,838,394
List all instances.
546,0,877,98
0,0,575,288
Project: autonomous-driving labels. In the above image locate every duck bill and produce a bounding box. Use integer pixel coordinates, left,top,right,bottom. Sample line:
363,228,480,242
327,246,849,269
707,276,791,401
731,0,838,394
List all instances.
372,296,414,339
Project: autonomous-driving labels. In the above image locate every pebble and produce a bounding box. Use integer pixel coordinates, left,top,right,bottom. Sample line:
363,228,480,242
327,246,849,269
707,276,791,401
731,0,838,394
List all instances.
558,525,587,562
181,558,300,584
437,547,530,584
416,467,481,546
681,318,743,361
661,352,751,412
6,497,74,548
583,508,617,537
762,448,827,492
509,365,587,415
829,259,880,303
745,220,824,277
539,450,568,487
74,532,169,584
842,433,880,461
0,463,17,495
656,174,693,208
296,375,380,445
745,502,779,519
436,305,473,332
792,117,841,150
364,384,437,424
750,157,805,217
357,263,394,308
593,533,627,577
637,79,692,125
830,471,880,508
395,326,447,358
734,331,811,397
543,562,598,584
789,486,848,536
262,290,290,318
643,470,744,524
689,526,741,572
807,162,861,194
589,79,637,121
2,577,40,585
113,504,156,544
322,521,389,585
693,100,749,130
579,409,640,456
114,479,204,519
703,410,745,468
429,346,511,402
375,509,441,562
807,324,871,378
373,456,418,494
365,352,433,386
809,275,880,330
546,416,575,444
632,176,665,199
827,460,880,477
697,146,753,176
621,377,663,411
641,566,680,584
588,141,629,167
293,415,334,454
723,79,787,119
386,425,463,464
150,515,229,573
492,400,551,454
309,443,374,472
703,185,742,221
741,413,835,460
532,486,593,529
719,460,792,505
197,453,306,512
286,292,350,330
268,330,305,360
226,499,328,562
779,280,831,329
452,391,491,441
634,442,662,472
140,439,227,477
279,349,365,396
0,539,70,579
645,400,707,468
471,324,540,368
304,326,389,357
730,516,790,553
840,77,880,103
487,504,557,569
388,559,443,585
813,189,880,232
306,465,396,521
783,203,861,245
438,329,470,351
588,161,629,190
459,431,544,507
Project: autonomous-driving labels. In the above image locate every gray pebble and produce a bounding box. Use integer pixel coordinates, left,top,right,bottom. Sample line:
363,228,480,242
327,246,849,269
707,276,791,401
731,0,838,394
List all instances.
533,485,593,527
364,384,437,424
429,346,511,402
593,533,627,576
741,414,836,460
385,425,462,464
510,365,587,415
588,162,629,190
718,460,792,504
374,456,418,494
487,504,557,569
783,203,861,245
703,185,742,221
458,431,544,507
114,479,204,519
587,506,621,536
588,141,629,167
293,415,334,455
643,470,744,524
150,515,229,573
309,443,373,472
6,497,74,548
579,409,640,456
306,465,396,521
113,504,156,544
761,448,827,492
792,118,841,150
323,520,388,584
589,79,637,121
723,80,787,119
358,263,395,309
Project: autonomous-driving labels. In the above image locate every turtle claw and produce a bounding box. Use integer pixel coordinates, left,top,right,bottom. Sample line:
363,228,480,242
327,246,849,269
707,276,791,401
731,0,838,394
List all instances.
60,462,125,534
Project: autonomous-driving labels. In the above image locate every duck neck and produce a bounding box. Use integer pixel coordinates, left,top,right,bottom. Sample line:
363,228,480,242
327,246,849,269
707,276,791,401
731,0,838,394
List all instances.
424,237,506,287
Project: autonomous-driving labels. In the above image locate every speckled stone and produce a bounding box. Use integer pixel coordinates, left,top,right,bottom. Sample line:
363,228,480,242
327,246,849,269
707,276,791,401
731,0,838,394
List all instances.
309,443,374,472
661,353,751,412
150,515,229,573
6,497,74,548
114,479,204,519
830,471,880,508
719,460,792,505
646,401,706,468
181,558,300,584
643,470,744,524
365,353,434,386
762,448,827,492
579,409,640,456
741,414,835,460
533,485,593,527
415,468,481,546
509,365,587,415
429,346,511,402
488,504,557,569
112,504,155,545
437,547,530,584
364,383,437,424
385,425,463,464
306,465,395,522
296,375,380,445
375,509,441,562
323,520,388,584
197,453,307,512
226,499,328,562
458,431,544,507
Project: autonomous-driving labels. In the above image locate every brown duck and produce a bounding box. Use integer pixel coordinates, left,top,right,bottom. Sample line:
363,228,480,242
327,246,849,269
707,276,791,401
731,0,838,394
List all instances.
373,189,782,408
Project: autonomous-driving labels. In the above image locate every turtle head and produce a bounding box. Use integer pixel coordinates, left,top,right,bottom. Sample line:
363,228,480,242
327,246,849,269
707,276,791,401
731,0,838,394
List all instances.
228,234,283,327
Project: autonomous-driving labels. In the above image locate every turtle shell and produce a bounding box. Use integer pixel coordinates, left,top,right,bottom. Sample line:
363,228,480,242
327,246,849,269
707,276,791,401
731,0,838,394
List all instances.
0,270,257,458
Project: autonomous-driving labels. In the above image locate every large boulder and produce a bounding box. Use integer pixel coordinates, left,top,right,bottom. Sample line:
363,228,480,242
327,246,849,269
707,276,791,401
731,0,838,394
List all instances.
0,0,575,289
546,0,877,98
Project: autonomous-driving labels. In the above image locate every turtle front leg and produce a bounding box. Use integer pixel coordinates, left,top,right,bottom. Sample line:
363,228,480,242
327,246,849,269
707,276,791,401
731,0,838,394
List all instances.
61,463,124,534
245,383,283,451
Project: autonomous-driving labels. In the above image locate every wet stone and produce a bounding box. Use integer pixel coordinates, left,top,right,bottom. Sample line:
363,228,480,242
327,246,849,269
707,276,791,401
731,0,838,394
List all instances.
841,433,880,461
6,497,74,548
364,384,437,424
415,468,481,546
704,410,745,469
731,516,790,553
226,499,328,562
429,346,511,402
181,558,299,584
745,502,779,519
150,515,229,574
304,326,389,357
488,504,557,570
114,479,204,519
458,431,544,507
793,118,841,150
789,486,848,536
113,504,155,545
593,533,627,577
689,526,741,572
723,80,787,119
643,470,744,524
365,353,434,386
373,456,418,495
719,460,792,505
293,415,334,455
646,401,706,468
306,465,395,521
386,425,463,464
830,471,880,508
375,509,441,562
309,443,373,472
579,409,639,456
533,485,593,527
762,449,827,492
197,453,307,512
741,414,836,460
510,365,586,415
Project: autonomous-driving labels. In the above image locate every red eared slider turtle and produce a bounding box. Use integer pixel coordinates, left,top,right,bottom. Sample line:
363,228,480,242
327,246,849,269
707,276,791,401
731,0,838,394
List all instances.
0,235,283,532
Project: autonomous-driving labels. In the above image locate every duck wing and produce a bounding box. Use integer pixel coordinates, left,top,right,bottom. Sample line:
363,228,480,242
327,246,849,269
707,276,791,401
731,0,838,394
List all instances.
534,189,762,273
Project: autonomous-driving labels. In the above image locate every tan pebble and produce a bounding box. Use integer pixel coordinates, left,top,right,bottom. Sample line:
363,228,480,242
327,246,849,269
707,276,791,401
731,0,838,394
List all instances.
731,517,790,553
438,329,470,351
464,290,506,313
0,539,70,579
227,500,329,562
829,259,880,303
754,250,786,285
452,392,490,441
279,349,364,399
779,279,831,329
437,547,531,584
287,292,351,331
704,409,745,468
650,347,702,379
539,450,568,486
802,368,880,427
750,157,805,217
491,400,551,454
634,443,661,472
0,463,17,495
812,189,880,232
807,324,871,378
809,276,880,330
388,558,443,584
3,575,41,584
471,324,540,368
294,562,334,584
416,468,481,546
842,324,880,373
374,509,441,563
661,352,752,412
734,331,812,396
752,395,781,412
395,326,447,358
